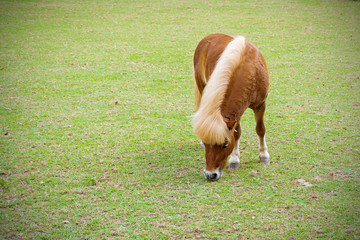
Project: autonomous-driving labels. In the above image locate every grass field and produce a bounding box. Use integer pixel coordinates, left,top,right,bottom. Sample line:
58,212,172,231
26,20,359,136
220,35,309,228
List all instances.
1,0,359,239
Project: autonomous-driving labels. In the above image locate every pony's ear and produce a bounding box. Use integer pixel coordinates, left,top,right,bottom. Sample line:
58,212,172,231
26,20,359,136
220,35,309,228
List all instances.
225,119,238,131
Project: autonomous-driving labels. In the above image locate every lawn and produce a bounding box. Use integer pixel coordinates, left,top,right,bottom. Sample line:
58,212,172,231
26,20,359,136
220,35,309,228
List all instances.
0,0,359,239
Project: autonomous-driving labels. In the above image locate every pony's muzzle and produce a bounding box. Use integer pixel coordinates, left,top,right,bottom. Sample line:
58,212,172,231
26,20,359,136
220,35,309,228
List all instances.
204,168,222,181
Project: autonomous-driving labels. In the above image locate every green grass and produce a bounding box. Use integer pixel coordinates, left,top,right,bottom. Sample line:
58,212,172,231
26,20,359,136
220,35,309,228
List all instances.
1,0,359,239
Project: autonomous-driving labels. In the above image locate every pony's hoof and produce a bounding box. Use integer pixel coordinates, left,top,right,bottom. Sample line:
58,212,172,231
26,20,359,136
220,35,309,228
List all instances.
229,162,240,170
260,157,270,165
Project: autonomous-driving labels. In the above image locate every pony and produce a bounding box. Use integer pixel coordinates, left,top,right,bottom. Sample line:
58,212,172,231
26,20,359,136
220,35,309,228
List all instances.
193,33,270,181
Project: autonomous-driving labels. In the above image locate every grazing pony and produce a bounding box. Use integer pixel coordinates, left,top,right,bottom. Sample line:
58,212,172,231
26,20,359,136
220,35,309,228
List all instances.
193,33,270,181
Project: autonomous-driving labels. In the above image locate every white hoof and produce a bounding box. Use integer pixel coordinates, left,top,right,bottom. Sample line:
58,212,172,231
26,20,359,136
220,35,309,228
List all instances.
228,156,240,170
259,151,270,165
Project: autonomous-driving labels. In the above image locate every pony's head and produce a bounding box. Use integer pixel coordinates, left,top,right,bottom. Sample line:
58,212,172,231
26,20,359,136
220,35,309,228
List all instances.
202,119,238,181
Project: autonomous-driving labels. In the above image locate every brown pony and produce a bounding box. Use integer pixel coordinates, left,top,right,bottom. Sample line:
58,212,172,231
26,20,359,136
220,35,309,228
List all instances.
193,33,270,181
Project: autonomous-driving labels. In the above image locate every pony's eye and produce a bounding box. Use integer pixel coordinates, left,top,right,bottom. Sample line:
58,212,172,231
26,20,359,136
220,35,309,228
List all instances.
222,144,228,149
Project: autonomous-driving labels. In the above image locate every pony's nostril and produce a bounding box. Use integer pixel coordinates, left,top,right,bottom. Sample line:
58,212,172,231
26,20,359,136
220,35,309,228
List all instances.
204,170,219,181
210,173,217,180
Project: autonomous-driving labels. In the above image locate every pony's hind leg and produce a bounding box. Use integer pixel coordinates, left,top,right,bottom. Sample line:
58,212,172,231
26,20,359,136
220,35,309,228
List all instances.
253,102,270,164
229,123,241,170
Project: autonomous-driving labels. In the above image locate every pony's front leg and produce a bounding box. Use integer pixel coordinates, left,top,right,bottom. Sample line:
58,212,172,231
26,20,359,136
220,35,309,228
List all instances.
229,123,241,170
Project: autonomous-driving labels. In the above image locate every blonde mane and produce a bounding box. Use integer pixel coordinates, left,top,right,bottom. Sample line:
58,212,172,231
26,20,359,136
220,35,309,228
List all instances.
193,36,247,145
